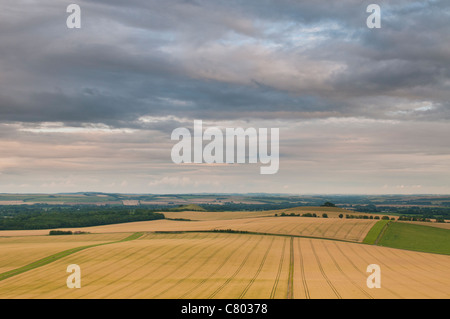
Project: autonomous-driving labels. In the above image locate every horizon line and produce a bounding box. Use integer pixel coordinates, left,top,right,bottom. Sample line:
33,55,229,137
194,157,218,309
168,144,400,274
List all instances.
0,192,449,196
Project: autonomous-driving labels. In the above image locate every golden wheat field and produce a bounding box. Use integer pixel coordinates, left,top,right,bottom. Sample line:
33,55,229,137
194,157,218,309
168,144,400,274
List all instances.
0,233,131,274
163,206,397,220
0,209,449,299
0,217,376,242
0,232,449,299
163,210,275,220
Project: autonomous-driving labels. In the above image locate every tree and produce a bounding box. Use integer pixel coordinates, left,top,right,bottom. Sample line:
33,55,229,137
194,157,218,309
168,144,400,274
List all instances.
322,213,328,218
321,202,336,207
49,230,72,235
338,214,343,219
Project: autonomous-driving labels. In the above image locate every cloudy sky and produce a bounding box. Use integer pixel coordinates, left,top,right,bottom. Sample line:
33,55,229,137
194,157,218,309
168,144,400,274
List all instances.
0,0,449,194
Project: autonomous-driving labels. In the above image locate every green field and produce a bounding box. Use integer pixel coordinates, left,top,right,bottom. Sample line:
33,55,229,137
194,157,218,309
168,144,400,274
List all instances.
378,222,450,255
362,220,389,244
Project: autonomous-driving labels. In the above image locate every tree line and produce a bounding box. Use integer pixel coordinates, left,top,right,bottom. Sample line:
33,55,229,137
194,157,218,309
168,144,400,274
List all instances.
0,206,164,230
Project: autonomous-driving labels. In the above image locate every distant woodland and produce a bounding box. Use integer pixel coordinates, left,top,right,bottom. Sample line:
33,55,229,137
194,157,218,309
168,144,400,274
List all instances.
0,206,164,230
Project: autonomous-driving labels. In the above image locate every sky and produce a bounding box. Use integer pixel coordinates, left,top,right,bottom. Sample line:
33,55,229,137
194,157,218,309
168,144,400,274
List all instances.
0,0,449,194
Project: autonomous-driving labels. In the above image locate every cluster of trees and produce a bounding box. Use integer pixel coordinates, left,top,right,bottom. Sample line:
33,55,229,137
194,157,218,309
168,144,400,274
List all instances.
338,214,394,220
343,214,394,220
352,205,450,220
49,230,73,235
0,206,165,230
49,230,89,235
345,214,378,219
274,212,393,220
321,202,336,207
211,229,249,234
275,212,302,217
398,216,431,222
201,202,308,211
275,212,328,218
397,216,447,223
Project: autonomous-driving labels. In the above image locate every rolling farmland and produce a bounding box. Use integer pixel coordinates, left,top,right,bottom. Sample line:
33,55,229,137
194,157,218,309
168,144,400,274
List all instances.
0,232,448,299
0,233,131,274
0,208,448,299
0,216,376,242
378,222,450,255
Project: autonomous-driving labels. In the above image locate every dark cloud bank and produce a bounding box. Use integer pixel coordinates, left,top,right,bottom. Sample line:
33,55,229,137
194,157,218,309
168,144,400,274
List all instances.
0,0,449,193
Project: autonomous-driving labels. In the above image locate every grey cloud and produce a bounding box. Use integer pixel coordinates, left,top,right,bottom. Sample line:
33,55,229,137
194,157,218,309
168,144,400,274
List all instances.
1,0,449,126
1,0,450,194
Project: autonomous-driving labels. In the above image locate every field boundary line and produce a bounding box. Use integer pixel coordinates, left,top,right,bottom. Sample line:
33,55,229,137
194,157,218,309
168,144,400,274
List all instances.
0,232,144,282
374,221,391,245
355,220,375,242
152,230,360,244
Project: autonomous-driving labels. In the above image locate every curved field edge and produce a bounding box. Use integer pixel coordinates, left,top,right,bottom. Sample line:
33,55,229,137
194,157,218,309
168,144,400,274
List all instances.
377,222,450,255
362,220,390,244
153,229,359,244
0,232,143,282
0,217,376,243
1,232,449,299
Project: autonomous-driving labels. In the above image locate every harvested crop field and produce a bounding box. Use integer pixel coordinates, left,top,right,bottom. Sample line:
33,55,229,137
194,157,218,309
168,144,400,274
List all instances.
0,217,376,243
162,206,356,220
0,232,448,299
0,233,131,274
162,210,275,221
